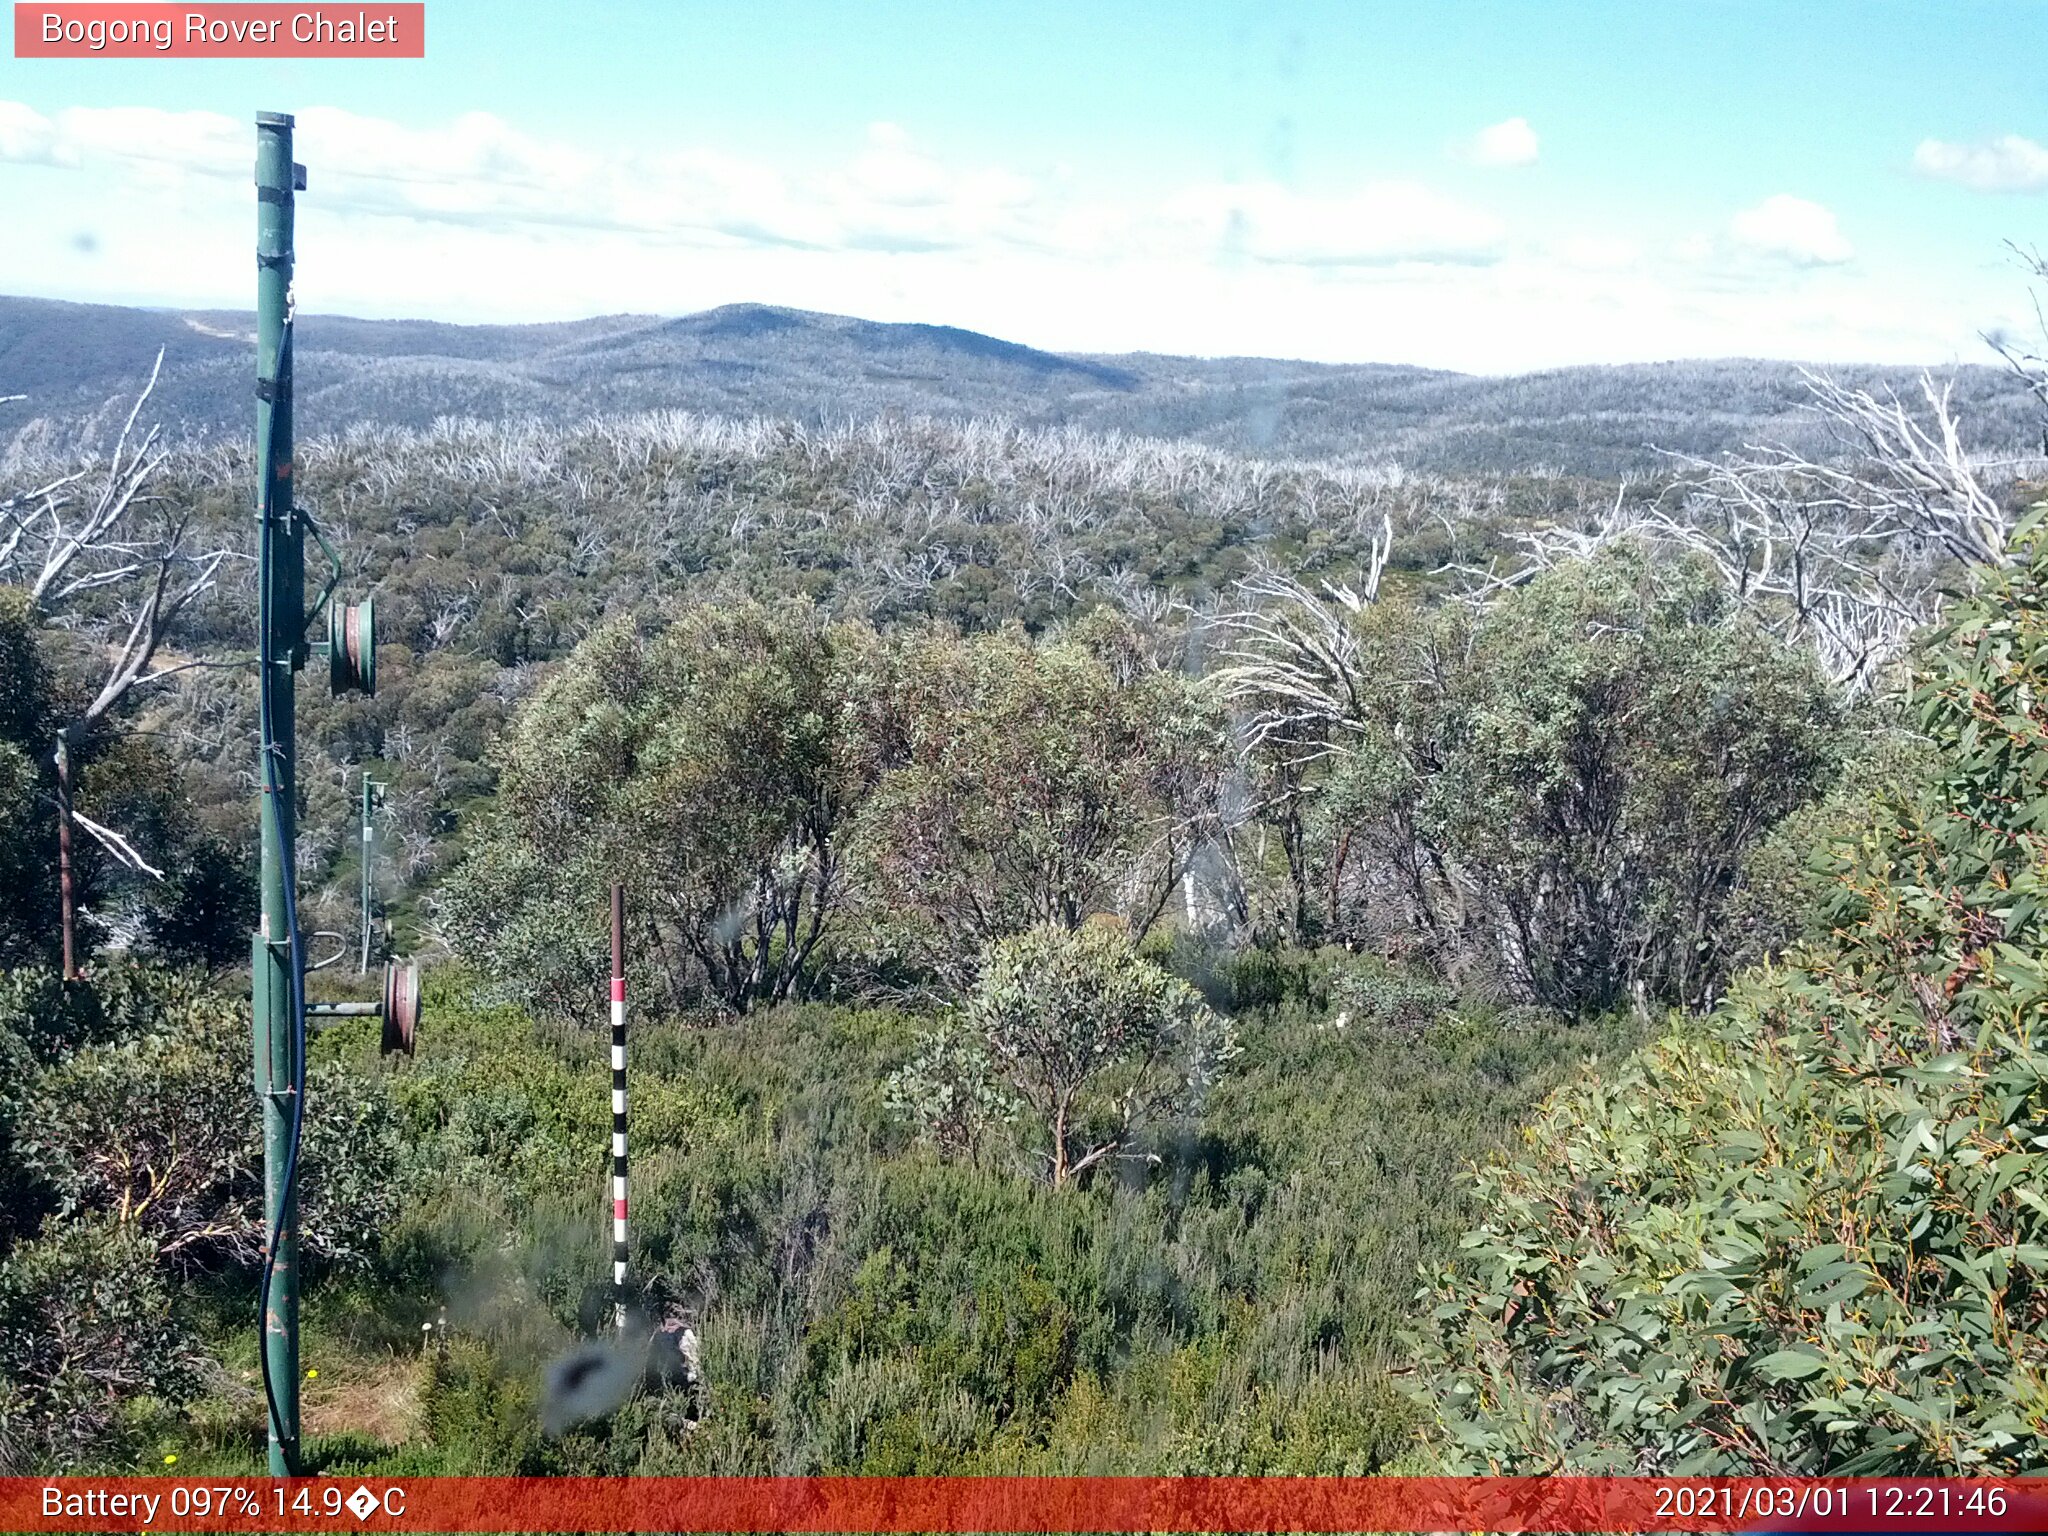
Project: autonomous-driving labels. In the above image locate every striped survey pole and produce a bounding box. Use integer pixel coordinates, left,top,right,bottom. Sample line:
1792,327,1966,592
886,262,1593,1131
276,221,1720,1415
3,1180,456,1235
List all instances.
609,883,629,1332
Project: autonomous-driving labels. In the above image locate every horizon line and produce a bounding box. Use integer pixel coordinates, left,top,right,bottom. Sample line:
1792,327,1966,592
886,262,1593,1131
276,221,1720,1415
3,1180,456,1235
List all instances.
0,290,2005,383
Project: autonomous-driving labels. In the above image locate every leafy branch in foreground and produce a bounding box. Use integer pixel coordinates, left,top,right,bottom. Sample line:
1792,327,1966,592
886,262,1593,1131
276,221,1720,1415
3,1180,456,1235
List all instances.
1413,505,2048,1475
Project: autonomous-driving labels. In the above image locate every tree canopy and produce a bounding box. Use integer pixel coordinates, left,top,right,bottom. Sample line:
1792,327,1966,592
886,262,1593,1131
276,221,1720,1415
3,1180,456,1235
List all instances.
1414,508,2048,1474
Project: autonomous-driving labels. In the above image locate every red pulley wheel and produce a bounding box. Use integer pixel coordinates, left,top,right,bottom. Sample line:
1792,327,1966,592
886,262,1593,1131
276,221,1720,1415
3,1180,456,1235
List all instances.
381,960,420,1055
330,595,377,697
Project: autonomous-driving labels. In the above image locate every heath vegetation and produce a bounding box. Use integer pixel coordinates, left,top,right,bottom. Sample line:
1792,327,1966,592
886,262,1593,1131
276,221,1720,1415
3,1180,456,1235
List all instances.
1,303,2045,1475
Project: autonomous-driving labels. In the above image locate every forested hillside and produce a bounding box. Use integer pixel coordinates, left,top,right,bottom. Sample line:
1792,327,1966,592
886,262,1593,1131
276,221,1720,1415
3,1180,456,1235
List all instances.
1,339,2044,1476
4,293,2042,474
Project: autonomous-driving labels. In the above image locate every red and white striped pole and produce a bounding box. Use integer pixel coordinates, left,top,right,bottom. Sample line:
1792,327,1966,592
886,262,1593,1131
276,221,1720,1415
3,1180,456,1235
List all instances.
609,882,628,1332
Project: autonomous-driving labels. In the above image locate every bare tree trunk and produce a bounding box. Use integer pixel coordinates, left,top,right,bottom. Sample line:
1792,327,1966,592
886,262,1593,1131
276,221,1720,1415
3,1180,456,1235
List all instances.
4,356,230,965
1282,799,1310,943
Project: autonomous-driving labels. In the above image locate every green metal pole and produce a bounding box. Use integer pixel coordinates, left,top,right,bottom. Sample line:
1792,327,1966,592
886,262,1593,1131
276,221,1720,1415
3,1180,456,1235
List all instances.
253,109,303,1479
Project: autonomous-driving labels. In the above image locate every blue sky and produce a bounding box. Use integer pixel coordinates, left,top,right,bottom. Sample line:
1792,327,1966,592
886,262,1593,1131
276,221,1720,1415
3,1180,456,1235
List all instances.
2,0,2044,370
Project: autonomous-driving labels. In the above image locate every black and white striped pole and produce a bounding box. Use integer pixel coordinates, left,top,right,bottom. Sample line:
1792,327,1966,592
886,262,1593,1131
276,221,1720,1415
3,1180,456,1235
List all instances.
609,882,629,1332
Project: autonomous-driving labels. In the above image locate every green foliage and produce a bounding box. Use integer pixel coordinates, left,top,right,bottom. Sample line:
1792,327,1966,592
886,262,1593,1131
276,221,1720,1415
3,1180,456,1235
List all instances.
0,965,226,1256
1326,954,1457,1040
1432,548,1844,1008
0,741,49,972
14,978,404,1271
439,600,875,1014
444,603,1227,1008
1194,943,1336,1013
1722,715,1939,970
714,984,1616,1474
850,625,1228,976
415,1339,559,1475
0,398,1979,1481
245,957,1624,1479
1247,548,1844,1010
886,1017,1019,1164
141,413,1386,967
0,1216,202,1473
0,589,56,971
893,923,1237,1185
0,585,249,971
429,837,596,1026
1413,515,2048,1474
376,977,736,1222
139,831,252,969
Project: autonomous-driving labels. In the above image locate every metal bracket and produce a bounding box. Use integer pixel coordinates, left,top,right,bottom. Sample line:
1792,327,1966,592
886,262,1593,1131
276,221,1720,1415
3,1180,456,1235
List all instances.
299,504,344,641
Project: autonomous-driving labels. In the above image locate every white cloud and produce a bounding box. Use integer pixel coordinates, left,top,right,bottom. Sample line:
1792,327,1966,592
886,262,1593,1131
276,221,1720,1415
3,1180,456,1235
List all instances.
844,122,952,207
1159,180,1503,266
0,102,1057,256
55,104,242,172
0,100,1508,273
1912,133,2048,193
0,99,1999,372
0,101,65,165
1453,117,1539,168
1727,195,1853,266
1554,235,1641,271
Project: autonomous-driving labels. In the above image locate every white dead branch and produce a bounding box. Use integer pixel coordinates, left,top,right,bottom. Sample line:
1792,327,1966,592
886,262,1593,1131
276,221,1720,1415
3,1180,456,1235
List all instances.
1207,515,1393,763
1441,370,2026,692
70,809,166,881
0,354,235,955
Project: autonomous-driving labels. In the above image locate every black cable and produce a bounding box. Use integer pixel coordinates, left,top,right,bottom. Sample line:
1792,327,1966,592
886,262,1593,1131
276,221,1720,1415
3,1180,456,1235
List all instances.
255,310,307,1476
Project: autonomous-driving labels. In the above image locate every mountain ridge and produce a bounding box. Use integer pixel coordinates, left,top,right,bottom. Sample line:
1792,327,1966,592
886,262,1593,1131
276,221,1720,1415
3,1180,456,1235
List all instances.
1,293,2037,476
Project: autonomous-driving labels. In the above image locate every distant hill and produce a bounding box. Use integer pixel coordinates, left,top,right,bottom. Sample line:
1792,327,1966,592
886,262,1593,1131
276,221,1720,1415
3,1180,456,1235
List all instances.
1,294,2038,476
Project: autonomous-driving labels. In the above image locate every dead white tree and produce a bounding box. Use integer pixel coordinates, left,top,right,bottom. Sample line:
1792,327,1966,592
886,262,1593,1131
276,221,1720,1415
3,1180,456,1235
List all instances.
1439,370,2026,693
1207,512,1393,765
1985,242,2048,453
1191,520,1397,943
0,353,233,973
1436,482,1637,608
424,591,475,651
1789,370,2012,567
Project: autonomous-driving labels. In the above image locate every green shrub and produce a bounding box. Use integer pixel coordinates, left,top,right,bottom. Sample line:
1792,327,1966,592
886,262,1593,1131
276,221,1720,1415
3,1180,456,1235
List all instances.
417,1338,555,1475
0,1217,201,1472
17,990,403,1271
1413,513,2048,1474
438,602,878,1015
1238,549,1844,1008
1326,955,1455,1040
890,923,1237,1186
847,629,1227,979
1211,945,1333,1013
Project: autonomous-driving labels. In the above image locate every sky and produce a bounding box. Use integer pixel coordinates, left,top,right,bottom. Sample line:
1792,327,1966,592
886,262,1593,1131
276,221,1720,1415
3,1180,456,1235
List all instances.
1,0,2044,373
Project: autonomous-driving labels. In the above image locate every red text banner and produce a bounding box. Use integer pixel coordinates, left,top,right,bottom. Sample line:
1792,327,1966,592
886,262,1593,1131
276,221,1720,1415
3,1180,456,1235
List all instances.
14,5,425,58
3,1476,2045,1533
